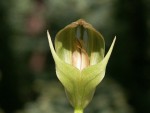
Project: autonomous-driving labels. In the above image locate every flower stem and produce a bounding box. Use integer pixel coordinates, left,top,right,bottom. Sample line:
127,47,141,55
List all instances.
74,109,83,113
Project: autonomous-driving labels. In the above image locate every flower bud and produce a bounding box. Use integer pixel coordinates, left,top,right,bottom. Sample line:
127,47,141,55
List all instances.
47,19,116,111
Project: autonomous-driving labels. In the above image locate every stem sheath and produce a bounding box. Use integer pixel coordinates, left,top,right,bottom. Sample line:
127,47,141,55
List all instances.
74,109,83,113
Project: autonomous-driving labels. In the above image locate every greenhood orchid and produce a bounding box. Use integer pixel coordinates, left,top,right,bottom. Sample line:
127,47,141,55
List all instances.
47,19,116,113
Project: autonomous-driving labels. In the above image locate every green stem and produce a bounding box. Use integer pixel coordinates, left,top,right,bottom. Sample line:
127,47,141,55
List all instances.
74,109,83,113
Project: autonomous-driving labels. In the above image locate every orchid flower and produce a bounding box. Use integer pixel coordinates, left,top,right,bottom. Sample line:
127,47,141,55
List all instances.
47,19,116,113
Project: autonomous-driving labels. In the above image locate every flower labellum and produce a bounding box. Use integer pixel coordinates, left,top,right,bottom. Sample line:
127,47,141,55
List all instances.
72,39,90,70
47,19,116,112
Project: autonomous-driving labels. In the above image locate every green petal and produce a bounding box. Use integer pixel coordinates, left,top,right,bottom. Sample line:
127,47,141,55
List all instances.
47,31,82,107
55,19,105,66
82,36,116,87
55,24,77,64
83,23,105,65
102,36,116,66
47,31,80,84
80,37,116,107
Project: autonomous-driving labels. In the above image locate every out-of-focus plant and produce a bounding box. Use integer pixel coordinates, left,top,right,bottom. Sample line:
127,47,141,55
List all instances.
16,80,134,113
47,19,116,113
0,108,4,113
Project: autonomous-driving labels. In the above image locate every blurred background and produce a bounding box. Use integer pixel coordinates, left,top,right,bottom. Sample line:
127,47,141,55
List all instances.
0,0,150,113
